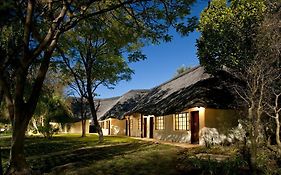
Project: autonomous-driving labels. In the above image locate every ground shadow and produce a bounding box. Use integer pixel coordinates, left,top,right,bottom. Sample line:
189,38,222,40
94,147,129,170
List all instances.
29,142,154,174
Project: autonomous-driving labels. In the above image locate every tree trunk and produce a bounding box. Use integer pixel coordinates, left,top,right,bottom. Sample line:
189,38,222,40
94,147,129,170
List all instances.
89,101,103,142
0,88,2,175
86,80,103,142
0,87,3,106
0,146,3,175
96,124,103,142
275,113,281,148
0,88,3,174
5,52,51,174
80,97,86,137
81,119,86,137
5,116,31,175
32,118,39,134
87,96,103,142
248,106,258,174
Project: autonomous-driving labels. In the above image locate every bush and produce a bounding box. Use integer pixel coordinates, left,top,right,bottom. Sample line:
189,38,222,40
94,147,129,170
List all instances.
38,124,59,139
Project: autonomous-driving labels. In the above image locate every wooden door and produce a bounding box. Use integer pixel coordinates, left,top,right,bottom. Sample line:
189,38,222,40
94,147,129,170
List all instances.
149,117,154,138
191,111,199,144
144,118,147,138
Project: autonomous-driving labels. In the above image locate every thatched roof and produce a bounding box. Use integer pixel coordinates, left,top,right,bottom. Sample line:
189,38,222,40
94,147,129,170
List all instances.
95,96,120,120
129,66,240,116
98,89,149,120
69,66,241,121
67,90,148,121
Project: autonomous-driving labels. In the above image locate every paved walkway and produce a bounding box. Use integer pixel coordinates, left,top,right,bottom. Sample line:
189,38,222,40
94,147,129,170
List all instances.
131,137,201,149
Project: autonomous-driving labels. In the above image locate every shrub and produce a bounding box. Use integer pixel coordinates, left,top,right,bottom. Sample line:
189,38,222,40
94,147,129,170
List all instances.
38,124,59,139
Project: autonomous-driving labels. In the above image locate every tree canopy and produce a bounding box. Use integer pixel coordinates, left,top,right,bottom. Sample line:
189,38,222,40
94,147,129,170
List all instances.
197,0,267,73
197,0,281,172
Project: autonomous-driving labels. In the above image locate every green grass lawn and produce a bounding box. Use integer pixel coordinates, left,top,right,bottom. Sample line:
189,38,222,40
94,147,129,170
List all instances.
1,134,183,175
1,134,280,175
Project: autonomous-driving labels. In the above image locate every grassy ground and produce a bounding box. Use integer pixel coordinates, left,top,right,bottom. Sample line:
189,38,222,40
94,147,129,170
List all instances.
1,134,281,175
1,134,183,175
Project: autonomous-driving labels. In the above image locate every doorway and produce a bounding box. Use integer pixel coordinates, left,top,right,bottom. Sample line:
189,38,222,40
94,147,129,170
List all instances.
149,117,154,138
191,111,199,144
144,118,147,138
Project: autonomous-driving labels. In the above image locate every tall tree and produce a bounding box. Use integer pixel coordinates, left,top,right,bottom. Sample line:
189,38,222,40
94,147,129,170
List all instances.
0,1,197,174
258,6,281,150
58,16,146,142
197,0,280,173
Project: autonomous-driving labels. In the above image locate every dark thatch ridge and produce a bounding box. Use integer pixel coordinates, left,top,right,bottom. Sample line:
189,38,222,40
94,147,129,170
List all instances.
67,96,120,122
69,66,243,121
128,66,242,116
66,90,148,122
98,89,149,120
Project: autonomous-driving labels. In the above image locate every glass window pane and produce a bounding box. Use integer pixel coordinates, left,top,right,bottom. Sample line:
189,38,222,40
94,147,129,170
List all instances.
175,113,189,130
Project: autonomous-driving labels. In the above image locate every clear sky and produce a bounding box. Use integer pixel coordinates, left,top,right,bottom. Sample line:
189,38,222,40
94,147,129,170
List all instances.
96,1,209,98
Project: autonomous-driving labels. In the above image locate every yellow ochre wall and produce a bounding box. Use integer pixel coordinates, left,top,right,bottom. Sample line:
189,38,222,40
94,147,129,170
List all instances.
127,113,142,137
62,120,90,134
149,107,239,144
100,118,126,136
154,107,205,143
204,108,240,133
154,114,191,143
110,118,126,135
95,108,240,145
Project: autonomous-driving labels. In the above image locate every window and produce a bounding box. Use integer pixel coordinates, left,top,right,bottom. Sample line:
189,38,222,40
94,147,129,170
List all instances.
138,118,141,130
155,116,164,130
175,113,189,130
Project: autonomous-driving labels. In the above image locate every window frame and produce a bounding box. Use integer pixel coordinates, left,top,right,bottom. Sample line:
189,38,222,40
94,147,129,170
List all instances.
155,116,164,130
174,113,189,131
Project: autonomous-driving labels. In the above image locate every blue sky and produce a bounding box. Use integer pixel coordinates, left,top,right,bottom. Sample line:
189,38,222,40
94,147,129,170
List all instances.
96,1,208,98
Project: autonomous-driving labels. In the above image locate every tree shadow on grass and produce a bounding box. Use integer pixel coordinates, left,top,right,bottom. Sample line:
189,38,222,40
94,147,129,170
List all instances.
49,143,180,175
1,135,141,173
29,142,155,174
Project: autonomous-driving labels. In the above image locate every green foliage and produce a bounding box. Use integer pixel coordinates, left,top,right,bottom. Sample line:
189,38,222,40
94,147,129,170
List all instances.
31,83,73,135
178,156,248,175
37,124,59,139
197,0,267,73
58,17,140,96
34,86,73,123
176,145,249,175
58,0,198,97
